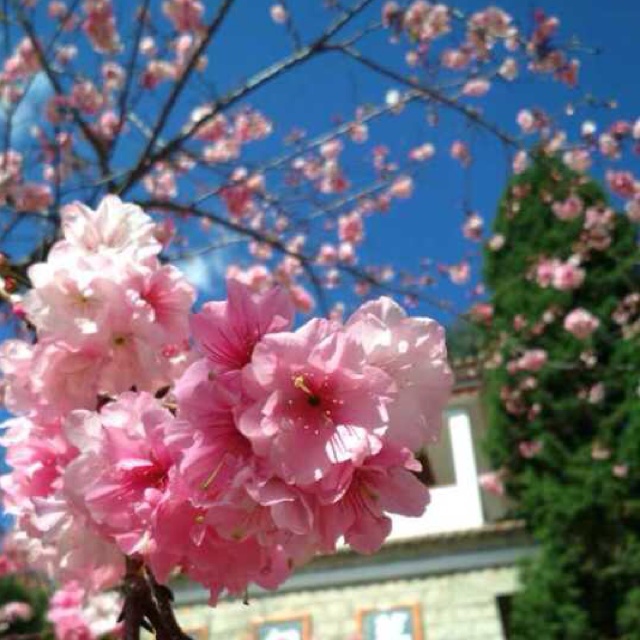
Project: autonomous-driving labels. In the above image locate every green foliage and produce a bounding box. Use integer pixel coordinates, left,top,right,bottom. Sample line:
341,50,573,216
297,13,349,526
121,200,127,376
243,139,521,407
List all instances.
482,154,640,639
0,573,51,636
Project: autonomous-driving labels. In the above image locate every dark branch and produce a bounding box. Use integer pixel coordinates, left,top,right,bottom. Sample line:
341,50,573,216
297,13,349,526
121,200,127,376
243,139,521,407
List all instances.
123,0,237,187
139,200,459,316
11,0,114,187
121,557,192,640
112,0,152,154
334,44,519,148
116,0,377,196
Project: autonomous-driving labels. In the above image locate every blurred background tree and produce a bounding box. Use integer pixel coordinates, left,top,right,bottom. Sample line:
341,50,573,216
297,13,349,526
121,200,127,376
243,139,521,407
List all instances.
482,154,640,639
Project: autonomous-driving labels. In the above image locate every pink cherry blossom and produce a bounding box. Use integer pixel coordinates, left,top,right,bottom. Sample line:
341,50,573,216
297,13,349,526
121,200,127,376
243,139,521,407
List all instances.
61,392,182,557
479,470,506,497
53,196,161,266
48,581,121,640
450,140,471,165
488,234,505,251
552,259,585,291
190,278,294,375
239,318,393,484
564,308,600,339
462,213,484,240
552,195,583,221
409,142,435,161
0,601,33,625
626,198,640,223
388,175,413,199
462,78,490,97
499,57,518,80
519,440,543,458
346,296,453,450
470,302,493,324
338,211,364,244
172,360,250,502
270,4,288,24
441,49,469,69
587,382,605,404
517,109,536,133
0,416,76,514
563,148,592,173
606,170,637,199
82,0,121,54
314,445,429,553
612,464,629,479
535,258,557,287
449,260,470,284
12,183,52,212
512,150,529,174
163,0,204,32
516,349,548,372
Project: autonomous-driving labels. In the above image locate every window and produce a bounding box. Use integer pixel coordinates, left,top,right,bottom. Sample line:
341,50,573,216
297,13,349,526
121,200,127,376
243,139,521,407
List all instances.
253,615,312,640
390,408,484,538
416,421,455,487
357,604,423,640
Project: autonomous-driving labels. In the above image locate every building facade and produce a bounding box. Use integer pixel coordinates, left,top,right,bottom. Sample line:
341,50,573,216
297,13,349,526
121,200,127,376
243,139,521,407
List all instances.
173,360,535,640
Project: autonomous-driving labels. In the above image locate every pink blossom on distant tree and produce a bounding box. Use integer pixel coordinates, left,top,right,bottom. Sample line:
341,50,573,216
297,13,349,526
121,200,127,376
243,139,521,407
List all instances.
564,308,600,339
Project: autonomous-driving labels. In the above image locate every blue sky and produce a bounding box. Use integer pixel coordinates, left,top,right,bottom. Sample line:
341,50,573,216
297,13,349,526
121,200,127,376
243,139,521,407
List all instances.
170,0,640,319
159,0,640,323
3,1,640,324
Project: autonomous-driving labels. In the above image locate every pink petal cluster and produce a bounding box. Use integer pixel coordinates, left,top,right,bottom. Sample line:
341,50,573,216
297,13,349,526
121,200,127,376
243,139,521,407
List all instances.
82,0,121,54
563,308,600,339
478,470,506,497
47,581,121,640
518,440,543,459
0,150,52,213
44,281,450,603
0,197,194,590
4,195,195,415
509,349,548,373
1,197,452,605
462,213,484,241
163,0,204,32
535,257,585,291
552,195,583,221
119,283,449,601
0,601,33,625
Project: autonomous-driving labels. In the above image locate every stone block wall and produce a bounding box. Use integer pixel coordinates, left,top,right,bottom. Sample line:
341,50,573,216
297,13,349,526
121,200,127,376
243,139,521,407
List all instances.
176,566,518,640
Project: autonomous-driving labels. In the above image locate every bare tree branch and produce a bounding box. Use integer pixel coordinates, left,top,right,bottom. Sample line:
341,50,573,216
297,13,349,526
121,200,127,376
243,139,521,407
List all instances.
117,0,377,196
333,44,519,148
10,0,113,186
112,0,152,154
125,0,237,182
195,89,420,206
139,199,458,316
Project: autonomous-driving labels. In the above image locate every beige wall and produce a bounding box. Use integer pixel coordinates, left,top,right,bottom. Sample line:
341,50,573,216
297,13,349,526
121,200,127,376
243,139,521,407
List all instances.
176,566,518,640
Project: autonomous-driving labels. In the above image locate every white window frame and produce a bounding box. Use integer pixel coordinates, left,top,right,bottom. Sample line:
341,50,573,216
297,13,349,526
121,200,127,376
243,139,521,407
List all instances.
389,409,484,539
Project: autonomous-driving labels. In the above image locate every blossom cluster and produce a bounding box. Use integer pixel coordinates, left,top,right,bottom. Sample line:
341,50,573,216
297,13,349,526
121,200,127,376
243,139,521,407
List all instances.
0,197,452,605
47,581,122,640
0,196,195,593
0,601,33,631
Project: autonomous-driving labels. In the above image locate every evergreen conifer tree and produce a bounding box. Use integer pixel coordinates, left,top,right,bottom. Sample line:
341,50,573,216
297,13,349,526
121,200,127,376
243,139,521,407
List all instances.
482,154,640,639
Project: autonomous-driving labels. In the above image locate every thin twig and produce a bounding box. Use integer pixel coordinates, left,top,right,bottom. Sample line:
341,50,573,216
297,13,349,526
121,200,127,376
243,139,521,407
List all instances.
111,0,152,156
131,0,237,172
10,0,113,186
116,0,377,196
333,44,519,148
